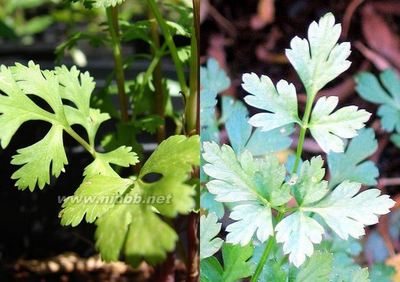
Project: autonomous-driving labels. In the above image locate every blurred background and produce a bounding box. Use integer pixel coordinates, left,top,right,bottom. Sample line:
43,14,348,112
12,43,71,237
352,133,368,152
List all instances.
200,0,400,279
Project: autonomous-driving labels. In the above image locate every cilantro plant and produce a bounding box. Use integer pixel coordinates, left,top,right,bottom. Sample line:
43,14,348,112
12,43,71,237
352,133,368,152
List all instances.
0,0,200,280
200,13,395,281
355,69,400,147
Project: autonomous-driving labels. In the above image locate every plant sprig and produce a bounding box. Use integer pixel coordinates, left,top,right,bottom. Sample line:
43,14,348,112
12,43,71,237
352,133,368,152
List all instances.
200,13,395,281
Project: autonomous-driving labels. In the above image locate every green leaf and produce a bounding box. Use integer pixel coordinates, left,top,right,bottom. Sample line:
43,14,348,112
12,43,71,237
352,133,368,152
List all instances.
286,12,351,95
275,211,324,267
200,243,254,282
391,133,400,148
0,62,110,190
222,243,254,282
11,126,67,191
328,128,379,188
276,157,393,267
200,58,230,143
330,253,370,282
203,142,291,245
200,213,223,260
60,176,133,227
19,16,53,36
200,191,224,219
200,256,224,282
305,181,395,240
95,135,199,265
291,156,328,206
242,73,300,131
260,260,286,282
355,69,400,133
309,96,370,153
369,263,395,282
223,96,293,156
293,251,333,282
93,0,125,8
84,146,139,177
96,203,177,266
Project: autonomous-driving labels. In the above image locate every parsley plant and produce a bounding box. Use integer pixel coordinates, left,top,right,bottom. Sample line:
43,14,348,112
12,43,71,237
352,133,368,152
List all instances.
200,13,394,281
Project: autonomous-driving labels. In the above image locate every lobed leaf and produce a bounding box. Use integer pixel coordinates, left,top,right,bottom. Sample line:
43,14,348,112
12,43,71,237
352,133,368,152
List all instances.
355,69,400,133
293,251,333,282
200,213,223,260
328,128,379,188
200,58,230,143
60,176,133,227
291,156,328,206
11,126,67,191
242,73,300,132
305,181,395,240
95,135,199,265
203,142,291,245
286,12,351,95
200,243,254,282
275,211,324,267
309,96,370,153
0,62,110,191
84,146,139,178
223,96,293,156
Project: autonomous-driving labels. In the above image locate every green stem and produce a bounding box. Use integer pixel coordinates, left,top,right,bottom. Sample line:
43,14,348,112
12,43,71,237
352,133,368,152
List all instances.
292,94,314,173
64,127,96,157
185,0,199,134
250,212,284,282
106,6,129,122
149,8,166,143
147,0,188,96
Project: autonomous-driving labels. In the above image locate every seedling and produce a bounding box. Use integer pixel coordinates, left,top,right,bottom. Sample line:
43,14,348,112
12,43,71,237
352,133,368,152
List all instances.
0,0,199,279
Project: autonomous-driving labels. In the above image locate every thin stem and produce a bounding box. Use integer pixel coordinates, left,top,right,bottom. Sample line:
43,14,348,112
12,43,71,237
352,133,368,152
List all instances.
292,94,314,173
250,212,284,282
106,6,129,122
187,211,199,282
149,9,166,143
185,0,200,134
64,127,96,157
147,0,188,96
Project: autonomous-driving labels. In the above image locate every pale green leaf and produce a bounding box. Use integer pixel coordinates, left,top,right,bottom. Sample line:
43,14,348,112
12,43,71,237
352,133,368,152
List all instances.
203,142,291,245
275,211,324,267
286,12,351,95
309,96,371,153
200,213,223,260
292,156,328,206
242,73,300,131
305,181,395,240
93,0,125,8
